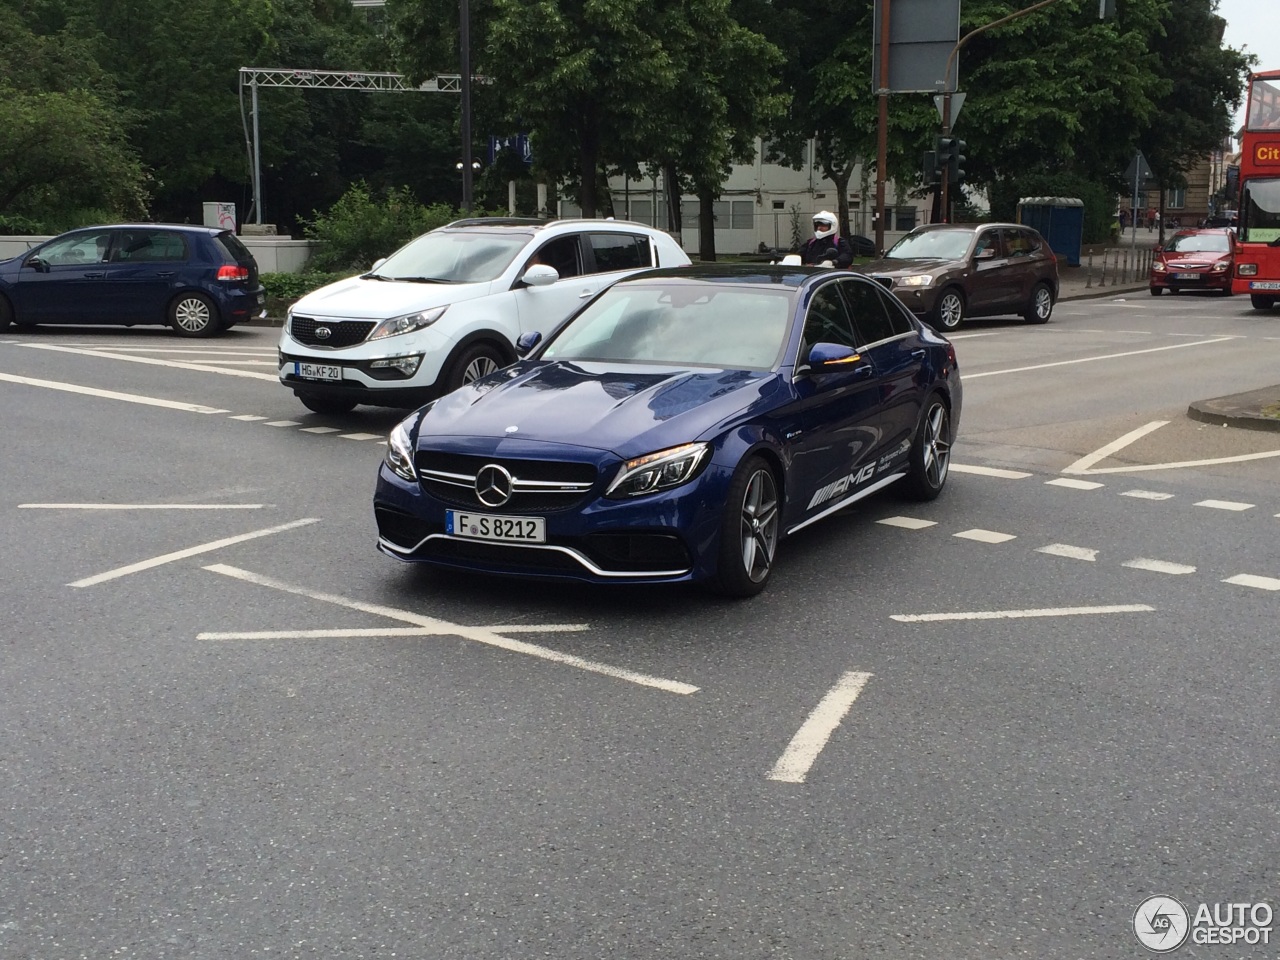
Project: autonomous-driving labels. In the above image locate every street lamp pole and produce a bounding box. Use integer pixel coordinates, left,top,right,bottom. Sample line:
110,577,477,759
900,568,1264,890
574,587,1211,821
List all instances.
459,0,473,214
874,0,892,253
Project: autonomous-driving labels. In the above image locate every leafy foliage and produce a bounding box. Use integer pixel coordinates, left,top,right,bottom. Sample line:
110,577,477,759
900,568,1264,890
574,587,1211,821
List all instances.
299,182,460,271
260,270,347,302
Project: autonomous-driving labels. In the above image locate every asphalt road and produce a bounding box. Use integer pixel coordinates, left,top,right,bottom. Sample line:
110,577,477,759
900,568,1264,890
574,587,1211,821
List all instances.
2,293,1278,959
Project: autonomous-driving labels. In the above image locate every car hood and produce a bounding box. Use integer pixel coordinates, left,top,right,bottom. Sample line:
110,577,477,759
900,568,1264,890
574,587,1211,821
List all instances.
291,275,494,319
858,257,956,277
1159,251,1230,265
418,360,776,457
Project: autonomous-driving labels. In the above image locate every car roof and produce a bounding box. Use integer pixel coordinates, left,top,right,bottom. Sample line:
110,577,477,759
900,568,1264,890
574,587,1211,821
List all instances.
613,263,874,289
442,217,666,233
75,223,223,235
910,222,1027,232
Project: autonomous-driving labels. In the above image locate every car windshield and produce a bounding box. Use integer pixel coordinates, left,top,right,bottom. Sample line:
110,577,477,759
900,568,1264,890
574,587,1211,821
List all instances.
884,229,974,261
541,281,792,370
1165,233,1231,253
375,230,532,283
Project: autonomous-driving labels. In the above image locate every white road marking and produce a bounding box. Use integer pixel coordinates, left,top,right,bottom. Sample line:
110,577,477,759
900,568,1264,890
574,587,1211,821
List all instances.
950,464,1033,479
1194,499,1254,512
68,518,319,588
1046,477,1105,490
0,372,228,414
229,414,268,421
1037,543,1099,561
300,426,342,434
1120,489,1175,500
954,528,1017,543
964,337,1236,380
946,332,1002,339
200,624,591,640
1077,450,1280,474
1062,420,1170,475
1124,558,1196,575
340,432,384,441
877,516,937,529
767,671,873,784
891,604,1153,623
202,564,699,694
266,420,301,427
59,346,273,355
1223,574,1280,591
18,342,279,381
21,503,265,510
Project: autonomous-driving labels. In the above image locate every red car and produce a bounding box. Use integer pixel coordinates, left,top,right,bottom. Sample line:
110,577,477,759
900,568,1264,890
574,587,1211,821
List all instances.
1149,228,1235,296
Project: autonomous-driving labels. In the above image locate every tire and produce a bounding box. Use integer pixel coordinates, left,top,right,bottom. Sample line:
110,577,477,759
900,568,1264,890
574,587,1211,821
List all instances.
442,341,507,393
169,291,220,337
901,394,952,502
1022,282,1053,323
930,288,965,332
1250,294,1276,310
1149,286,1163,296
708,456,780,598
0,295,12,330
296,392,358,415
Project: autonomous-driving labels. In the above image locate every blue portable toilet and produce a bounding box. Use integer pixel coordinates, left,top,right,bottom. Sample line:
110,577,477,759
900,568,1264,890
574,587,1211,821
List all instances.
1016,197,1085,267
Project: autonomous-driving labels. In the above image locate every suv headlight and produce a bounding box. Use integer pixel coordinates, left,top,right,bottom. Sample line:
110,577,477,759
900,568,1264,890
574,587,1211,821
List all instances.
385,417,418,481
370,307,447,341
897,275,933,287
606,442,710,499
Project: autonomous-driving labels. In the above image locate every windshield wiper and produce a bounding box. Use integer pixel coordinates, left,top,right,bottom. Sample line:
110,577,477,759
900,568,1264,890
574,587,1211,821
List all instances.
361,272,390,280
397,275,455,283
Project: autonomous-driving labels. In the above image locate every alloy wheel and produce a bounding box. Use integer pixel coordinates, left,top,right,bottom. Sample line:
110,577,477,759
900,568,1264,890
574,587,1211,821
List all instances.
174,297,212,333
739,468,779,583
921,403,951,489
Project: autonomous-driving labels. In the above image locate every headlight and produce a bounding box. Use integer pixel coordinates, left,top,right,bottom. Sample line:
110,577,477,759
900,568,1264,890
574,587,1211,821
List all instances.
896,275,933,287
385,417,418,481
1152,262,1167,273
370,354,423,376
606,442,710,499
369,307,447,341
1238,263,1258,276
1212,261,1229,273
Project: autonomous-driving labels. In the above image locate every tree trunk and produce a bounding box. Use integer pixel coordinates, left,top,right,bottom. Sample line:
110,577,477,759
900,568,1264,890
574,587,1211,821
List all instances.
697,189,717,262
663,162,683,248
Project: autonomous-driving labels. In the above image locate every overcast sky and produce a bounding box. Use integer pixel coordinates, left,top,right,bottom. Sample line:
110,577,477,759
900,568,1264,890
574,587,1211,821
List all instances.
1215,0,1280,130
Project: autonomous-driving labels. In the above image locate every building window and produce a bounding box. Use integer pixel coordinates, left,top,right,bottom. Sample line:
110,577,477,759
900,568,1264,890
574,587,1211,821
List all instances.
731,201,754,230
894,206,917,231
1166,187,1186,210
628,200,652,225
772,200,785,210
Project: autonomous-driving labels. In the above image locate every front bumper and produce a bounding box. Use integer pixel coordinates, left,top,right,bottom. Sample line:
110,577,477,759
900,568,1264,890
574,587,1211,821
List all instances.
1150,269,1231,292
278,321,452,402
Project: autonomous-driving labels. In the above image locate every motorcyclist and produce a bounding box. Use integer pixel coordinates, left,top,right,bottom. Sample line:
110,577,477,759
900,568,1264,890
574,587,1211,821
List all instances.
800,211,853,267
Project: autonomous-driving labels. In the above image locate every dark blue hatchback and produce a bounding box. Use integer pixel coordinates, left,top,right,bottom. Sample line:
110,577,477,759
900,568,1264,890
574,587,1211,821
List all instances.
374,264,962,597
0,224,265,337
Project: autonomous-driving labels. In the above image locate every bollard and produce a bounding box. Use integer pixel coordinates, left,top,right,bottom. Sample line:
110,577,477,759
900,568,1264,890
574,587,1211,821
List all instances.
1086,252,1094,289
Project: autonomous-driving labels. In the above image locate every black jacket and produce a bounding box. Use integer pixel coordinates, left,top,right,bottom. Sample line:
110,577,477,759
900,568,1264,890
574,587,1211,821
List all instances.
800,235,853,268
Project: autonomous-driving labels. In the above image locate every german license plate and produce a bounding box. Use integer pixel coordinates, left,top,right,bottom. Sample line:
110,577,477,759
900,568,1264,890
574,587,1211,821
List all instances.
447,510,546,543
294,362,342,381
1173,272,1200,280
1249,281,1280,290
256,292,265,305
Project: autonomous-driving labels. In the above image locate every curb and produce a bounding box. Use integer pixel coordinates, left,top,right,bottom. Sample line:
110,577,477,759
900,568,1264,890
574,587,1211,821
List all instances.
1187,391,1280,433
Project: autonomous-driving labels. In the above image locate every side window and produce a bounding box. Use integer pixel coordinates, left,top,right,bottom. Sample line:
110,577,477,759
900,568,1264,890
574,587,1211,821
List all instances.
1020,229,1043,256
525,235,582,278
113,230,187,263
801,281,857,352
1003,229,1032,258
35,230,114,266
872,286,915,337
587,233,651,274
974,230,1004,260
839,278,901,344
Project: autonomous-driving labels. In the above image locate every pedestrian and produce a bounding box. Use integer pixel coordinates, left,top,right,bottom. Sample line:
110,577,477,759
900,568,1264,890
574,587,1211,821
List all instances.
1119,209,1129,231
799,211,853,267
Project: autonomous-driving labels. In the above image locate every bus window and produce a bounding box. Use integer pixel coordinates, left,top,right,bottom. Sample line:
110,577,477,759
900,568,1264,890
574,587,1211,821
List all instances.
1241,180,1280,244
1247,77,1280,131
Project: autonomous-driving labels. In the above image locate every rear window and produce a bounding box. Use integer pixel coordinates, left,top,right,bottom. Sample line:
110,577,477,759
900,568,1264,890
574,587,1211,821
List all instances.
588,233,652,273
215,231,254,262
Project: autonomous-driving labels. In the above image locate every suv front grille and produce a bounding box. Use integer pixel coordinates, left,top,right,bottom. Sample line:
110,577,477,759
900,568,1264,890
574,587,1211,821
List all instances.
290,316,376,348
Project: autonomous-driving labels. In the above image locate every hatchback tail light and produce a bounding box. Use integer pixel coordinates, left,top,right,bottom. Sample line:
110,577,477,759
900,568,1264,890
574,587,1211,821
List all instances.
217,264,250,281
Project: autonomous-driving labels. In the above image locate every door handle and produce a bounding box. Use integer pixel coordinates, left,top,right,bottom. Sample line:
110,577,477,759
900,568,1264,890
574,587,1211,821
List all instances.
851,363,874,378
156,271,175,278
911,349,926,360
578,289,598,298
83,272,105,279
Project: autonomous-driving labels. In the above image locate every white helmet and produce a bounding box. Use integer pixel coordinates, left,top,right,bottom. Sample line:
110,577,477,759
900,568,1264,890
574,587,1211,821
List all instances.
813,210,838,240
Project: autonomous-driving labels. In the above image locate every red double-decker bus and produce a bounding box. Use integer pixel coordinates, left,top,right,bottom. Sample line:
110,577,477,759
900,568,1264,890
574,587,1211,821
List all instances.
1234,69,1280,308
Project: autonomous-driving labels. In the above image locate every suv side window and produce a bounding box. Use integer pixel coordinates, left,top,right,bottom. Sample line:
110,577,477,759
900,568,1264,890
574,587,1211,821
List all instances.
840,278,907,344
801,281,858,353
526,235,582,278
112,229,188,263
586,233,652,274
1003,228,1034,258
973,229,1005,260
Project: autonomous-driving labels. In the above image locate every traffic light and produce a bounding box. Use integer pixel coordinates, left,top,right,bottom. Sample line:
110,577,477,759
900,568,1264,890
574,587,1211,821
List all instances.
949,139,967,185
923,149,941,186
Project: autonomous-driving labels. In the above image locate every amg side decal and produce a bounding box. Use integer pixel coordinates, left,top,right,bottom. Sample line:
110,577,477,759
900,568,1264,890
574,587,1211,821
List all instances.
808,462,876,510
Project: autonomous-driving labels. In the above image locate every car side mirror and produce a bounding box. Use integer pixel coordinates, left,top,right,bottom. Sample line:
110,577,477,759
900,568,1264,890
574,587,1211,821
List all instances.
371,257,387,272
974,248,996,261
516,331,543,355
1154,244,1163,252
805,342,867,374
23,255,49,273
521,264,559,286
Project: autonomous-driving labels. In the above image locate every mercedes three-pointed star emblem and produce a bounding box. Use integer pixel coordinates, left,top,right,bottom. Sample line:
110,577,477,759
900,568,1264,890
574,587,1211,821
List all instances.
475,463,514,507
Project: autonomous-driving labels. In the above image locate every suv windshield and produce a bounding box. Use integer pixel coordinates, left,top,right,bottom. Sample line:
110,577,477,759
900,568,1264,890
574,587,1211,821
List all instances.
375,231,532,283
885,229,974,261
1165,233,1231,253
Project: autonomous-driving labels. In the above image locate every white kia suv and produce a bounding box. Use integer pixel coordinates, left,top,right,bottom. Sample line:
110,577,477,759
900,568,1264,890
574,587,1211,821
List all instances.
277,217,690,413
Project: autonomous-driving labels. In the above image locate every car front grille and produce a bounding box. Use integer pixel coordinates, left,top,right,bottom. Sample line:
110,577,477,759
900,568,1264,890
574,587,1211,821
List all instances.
416,452,599,513
290,316,376,348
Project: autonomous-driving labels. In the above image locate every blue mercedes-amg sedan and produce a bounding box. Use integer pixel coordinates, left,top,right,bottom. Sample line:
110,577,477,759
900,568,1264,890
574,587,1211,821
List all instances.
374,264,961,596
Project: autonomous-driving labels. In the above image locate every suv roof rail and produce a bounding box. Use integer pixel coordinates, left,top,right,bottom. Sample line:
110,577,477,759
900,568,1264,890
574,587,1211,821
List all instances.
445,217,549,228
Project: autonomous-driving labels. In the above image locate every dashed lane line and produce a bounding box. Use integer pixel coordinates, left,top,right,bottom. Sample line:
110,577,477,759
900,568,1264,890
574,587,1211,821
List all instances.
876,516,937,529
1120,489,1176,501
1124,558,1197,575
891,604,1154,623
768,671,873,784
201,563,699,695
1223,574,1280,592
954,528,1017,543
1194,499,1254,512
22,503,266,511
949,464,1033,479
0,372,228,414
1046,477,1105,490
1036,543,1099,561
962,336,1237,380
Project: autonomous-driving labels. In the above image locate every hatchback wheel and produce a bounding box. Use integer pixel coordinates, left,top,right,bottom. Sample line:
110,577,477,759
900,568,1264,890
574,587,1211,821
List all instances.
1149,286,1163,296
0,296,12,330
931,288,965,331
901,394,951,501
1022,282,1053,323
709,456,780,598
169,292,219,337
